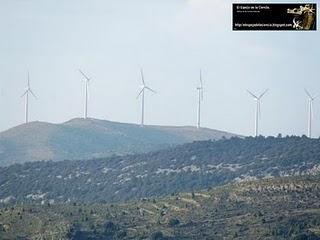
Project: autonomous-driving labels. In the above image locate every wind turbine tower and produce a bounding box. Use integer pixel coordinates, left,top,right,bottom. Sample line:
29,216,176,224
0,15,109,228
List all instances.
305,89,317,138
196,70,204,129
78,69,91,119
21,72,36,124
247,89,268,137
137,68,156,127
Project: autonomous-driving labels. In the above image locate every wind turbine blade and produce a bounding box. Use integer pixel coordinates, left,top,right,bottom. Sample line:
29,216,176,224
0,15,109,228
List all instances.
304,88,313,99
258,101,261,118
27,71,30,87
145,86,156,94
246,90,258,99
311,101,314,119
140,68,145,85
29,89,37,99
21,90,28,97
78,69,90,81
259,89,269,99
136,88,144,99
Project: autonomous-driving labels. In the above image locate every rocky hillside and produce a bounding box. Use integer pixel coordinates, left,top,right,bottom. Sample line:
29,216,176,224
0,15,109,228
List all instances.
0,136,319,203
1,176,320,239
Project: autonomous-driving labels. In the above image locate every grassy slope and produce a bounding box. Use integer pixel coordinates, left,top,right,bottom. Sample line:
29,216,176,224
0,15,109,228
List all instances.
1,176,320,239
0,118,236,166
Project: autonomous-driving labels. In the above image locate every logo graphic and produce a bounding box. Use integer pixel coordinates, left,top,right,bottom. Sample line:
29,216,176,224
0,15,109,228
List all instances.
287,4,316,30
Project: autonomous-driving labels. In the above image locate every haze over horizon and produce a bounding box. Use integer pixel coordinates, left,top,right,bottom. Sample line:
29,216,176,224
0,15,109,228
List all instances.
0,0,319,137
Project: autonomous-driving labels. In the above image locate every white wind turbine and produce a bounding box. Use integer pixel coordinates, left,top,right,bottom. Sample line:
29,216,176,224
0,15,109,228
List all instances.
136,68,156,127
196,69,204,129
21,72,36,124
247,89,268,137
78,69,91,119
305,89,317,138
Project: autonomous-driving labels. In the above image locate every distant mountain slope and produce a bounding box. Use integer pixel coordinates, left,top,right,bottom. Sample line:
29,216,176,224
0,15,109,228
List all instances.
0,118,237,166
1,136,320,203
1,175,320,239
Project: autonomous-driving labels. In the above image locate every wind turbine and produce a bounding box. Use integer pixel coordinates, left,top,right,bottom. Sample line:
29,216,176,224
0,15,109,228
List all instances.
196,69,204,129
21,72,36,124
78,69,91,119
305,89,317,138
136,68,156,127
247,89,268,137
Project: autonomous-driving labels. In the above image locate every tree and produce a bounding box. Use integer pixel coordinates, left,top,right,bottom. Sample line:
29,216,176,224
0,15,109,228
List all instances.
151,231,165,240
168,218,180,227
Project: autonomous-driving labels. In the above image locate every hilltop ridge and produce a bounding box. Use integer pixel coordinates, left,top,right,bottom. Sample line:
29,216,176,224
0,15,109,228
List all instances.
0,118,237,166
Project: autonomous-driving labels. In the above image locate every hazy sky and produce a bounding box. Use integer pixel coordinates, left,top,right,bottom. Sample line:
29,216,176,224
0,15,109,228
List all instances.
0,0,319,137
